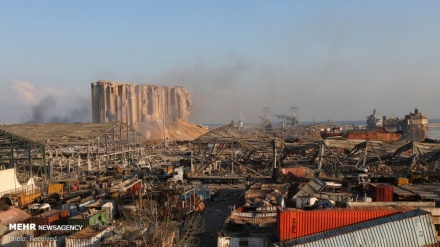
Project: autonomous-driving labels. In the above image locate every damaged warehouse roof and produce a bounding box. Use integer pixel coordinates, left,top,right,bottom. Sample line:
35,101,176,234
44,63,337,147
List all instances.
0,122,130,146
192,123,257,155
0,122,146,179
193,123,247,143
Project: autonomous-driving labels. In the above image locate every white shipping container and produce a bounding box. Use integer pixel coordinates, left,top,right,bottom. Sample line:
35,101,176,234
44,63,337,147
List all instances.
101,202,115,222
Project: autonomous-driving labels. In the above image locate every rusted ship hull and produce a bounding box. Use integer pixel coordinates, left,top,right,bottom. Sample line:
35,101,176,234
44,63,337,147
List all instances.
320,132,343,139
343,130,401,141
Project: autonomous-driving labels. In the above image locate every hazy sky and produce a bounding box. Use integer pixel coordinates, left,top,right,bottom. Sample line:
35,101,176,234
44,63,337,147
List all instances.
1,1,439,125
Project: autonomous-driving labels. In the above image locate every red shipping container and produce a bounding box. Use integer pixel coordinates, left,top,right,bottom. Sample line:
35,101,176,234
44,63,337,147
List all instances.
369,183,393,202
277,206,409,241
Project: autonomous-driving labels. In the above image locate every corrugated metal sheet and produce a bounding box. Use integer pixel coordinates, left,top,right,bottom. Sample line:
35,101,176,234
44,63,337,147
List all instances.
217,236,271,247
276,209,437,247
226,214,277,225
400,185,439,200
0,207,32,226
277,206,412,241
72,200,96,215
65,226,113,247
293,178,326,198
26,240,57,247
369,183,393,202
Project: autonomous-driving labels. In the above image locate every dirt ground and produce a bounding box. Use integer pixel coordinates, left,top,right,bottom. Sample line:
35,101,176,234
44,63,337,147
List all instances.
195,184,246,247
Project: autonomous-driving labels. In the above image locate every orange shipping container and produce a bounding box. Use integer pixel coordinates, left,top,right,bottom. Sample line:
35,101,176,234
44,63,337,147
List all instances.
48,183,64,194
277,206,408,241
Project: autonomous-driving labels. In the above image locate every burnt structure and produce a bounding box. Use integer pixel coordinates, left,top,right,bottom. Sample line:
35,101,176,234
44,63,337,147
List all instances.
91,80,192,138
0,122,145,180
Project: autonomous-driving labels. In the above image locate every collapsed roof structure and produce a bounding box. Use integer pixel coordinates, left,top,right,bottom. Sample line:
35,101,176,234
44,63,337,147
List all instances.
0,122,145,180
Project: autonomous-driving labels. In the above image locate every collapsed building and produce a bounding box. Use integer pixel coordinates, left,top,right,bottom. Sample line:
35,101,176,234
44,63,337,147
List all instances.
91,80,208,140
0,122,145,181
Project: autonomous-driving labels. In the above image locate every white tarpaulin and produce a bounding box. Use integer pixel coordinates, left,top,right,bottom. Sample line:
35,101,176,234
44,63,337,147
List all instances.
0,168,22,194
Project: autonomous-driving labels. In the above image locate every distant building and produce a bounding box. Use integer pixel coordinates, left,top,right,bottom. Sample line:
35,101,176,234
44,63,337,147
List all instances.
366,109,383,130
382,116,400,132
399,108,428,141
365,108,428,141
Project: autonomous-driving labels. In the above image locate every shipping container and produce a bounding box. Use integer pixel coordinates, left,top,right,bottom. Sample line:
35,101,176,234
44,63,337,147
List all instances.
48,184,64,195
217,236,271,247
1,184,41,208
62,199,96,217
67,210,108,230
83,200,116,222
276,206,411,241
101,202,114,222
195,187,211,203
368,183,393,202
25,209,70,237
276,209,437,247
0,207,32,226
61,204,79,217
65,226,113,247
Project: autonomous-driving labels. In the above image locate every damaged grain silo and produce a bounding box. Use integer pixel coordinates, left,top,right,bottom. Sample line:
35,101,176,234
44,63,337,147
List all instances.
91,80,207,140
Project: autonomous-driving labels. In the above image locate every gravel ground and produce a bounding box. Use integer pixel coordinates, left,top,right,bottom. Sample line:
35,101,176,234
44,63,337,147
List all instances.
195,184,245,247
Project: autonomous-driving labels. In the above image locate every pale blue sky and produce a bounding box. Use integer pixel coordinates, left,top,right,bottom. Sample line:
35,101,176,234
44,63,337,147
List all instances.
1,1,439,124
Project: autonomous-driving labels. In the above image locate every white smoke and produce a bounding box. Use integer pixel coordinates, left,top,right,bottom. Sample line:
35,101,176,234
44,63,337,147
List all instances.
10,80,38,105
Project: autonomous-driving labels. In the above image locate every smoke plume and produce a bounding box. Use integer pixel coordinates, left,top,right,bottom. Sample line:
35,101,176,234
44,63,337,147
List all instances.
25,95,90,123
